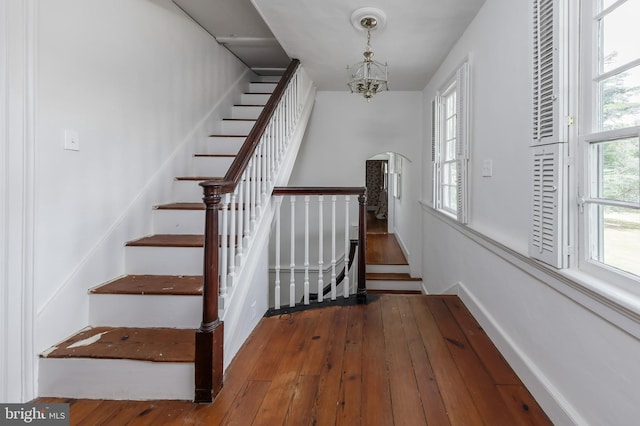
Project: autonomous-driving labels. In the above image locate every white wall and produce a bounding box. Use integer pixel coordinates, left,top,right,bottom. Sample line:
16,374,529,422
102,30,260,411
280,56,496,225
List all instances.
421,0,640,424
290,91,423,276
30,0,248,387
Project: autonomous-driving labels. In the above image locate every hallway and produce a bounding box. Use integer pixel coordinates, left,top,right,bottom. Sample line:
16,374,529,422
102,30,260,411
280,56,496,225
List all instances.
36,294,551,425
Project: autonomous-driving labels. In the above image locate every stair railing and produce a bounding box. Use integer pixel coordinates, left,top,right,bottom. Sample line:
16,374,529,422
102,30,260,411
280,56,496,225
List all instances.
271,187,367,310
195,59,306,403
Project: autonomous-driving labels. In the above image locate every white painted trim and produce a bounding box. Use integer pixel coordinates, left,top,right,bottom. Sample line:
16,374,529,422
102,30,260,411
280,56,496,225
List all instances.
457,283,584,425
392,227,411,262
420,202,640,339
0,0,8,403
1,0,37,402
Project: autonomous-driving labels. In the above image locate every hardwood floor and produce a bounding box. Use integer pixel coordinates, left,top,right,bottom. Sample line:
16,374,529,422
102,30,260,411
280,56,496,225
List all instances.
36,295,551,425
366,234,409,265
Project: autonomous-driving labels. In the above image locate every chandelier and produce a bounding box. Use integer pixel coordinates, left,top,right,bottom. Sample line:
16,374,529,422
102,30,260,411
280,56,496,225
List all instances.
347,12,389,101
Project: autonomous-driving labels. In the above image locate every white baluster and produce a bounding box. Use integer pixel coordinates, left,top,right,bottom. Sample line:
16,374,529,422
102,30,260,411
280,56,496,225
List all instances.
317,195,324,302
243,171,251,250
331,195,337,300
228,189,237,287
303,195,310,305
219,193,230,309
274,196,282,310
289,196,296,307
344,196,350,298
261,138,267,205
250,156,257,233
255,148,262,218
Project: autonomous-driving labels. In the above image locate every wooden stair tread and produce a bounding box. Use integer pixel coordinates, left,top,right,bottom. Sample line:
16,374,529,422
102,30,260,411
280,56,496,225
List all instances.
208,134,247,138
155,203,205,210
175,176,223,181
126,234,237,248
234,104,265,107
41,327,195,362
193,154,236,158
222,118,256,122
366,273,422,281
90,275,202,295
126,234,203,247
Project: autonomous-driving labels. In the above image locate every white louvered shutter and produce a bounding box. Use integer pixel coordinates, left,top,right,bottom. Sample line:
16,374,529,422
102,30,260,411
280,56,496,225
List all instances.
530,0,568,267
533,0,568,146
431,99,441,208
530,144,567,267
455,63,470,224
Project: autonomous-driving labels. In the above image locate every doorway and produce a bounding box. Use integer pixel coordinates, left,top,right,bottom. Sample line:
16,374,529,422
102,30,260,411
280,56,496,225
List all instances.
365,159,388,233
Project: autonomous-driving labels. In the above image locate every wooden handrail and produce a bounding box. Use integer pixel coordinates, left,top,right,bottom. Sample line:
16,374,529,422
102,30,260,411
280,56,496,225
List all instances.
195,59,302,403
273,187,365,196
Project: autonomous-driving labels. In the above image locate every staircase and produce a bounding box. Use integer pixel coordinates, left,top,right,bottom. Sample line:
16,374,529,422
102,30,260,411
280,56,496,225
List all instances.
365,233,424,293
38,76,293,400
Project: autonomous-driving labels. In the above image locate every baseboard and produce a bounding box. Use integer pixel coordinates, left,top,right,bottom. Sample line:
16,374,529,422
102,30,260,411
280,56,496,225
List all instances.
456,283,585,426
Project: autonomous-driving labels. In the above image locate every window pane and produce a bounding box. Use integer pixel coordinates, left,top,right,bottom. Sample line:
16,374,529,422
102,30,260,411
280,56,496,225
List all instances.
600,1,640,73
599,65,640,131
591,137,640,203
591,205,640,277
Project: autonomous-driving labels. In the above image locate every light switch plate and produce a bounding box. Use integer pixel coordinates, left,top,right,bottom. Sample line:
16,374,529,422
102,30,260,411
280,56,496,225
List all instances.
481,159,493,177
64,129,79,151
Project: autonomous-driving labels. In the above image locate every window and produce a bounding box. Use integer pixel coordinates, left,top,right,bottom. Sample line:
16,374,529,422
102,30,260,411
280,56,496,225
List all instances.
580,0,640,279
432,61,470,223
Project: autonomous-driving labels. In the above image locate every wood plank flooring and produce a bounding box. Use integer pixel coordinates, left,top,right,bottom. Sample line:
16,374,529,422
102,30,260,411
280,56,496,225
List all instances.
366,234,409,265
36,295,552,425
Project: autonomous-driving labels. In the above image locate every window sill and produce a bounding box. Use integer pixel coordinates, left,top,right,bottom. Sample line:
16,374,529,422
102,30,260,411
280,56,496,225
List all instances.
420,202,640,339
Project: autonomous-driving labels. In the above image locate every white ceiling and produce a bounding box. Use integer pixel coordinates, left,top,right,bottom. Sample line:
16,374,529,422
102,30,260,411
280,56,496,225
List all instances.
174,0,486,90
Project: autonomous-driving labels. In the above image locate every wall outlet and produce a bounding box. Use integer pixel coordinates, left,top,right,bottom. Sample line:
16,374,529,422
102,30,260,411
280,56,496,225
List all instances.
64,129,80,151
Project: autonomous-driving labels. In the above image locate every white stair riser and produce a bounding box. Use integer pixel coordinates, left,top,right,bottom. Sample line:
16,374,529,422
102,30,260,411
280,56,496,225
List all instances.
191,156,234,177
125,246,203,275
231,106,264,119
39,358,193,400
173,180,206,203
221,120,255,135
90,294,201,328
241,93,270,105
153,209,204,234
366,280,423,292
249,82,277,93
202,136,245,155
366,264,410,274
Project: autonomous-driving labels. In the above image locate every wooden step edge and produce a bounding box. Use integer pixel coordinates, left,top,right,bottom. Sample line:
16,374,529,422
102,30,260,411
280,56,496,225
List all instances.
90,274,203,296
125,234,238,248
174,176,223,181
154,202,246,211
368,290,423,295
40,326,195,363
193,154,236,158
222,118,257,122
365,273,423,281
154,202,204,210
207,134,247,138
244,92,272,95
234,104,266,107
126,234,203,248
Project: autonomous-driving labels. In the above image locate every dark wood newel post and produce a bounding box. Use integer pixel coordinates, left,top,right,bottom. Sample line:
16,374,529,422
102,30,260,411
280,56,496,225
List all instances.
195,182,224,403
357,191,367,303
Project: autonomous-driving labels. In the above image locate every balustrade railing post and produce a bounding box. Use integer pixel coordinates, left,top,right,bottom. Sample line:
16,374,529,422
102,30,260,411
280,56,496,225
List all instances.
357,192,367,304
195,182,225,403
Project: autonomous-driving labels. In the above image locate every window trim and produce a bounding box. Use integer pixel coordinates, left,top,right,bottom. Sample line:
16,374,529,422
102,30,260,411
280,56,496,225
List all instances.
576,0,640,285
432,59,470,224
